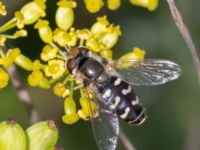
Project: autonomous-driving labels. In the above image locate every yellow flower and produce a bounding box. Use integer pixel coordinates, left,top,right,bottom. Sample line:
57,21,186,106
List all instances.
107,0,121,10
62,97,79,124
62,113,79,124
0,2,7,16
33,60,42,71
53,28,77,47
100,25,121,49
0,35,6,46
129,0,158,11
53,82,70,98
28,70,50,88
2,48,21,68
119,47,145,60
56,0,76,31
41,45,58,61
45,59,65,79
0,68,9,89
13,29,28,38
78,96,97,120
15,11,25,29
28,71,44,86
91,16,109,34
84,0,104,13
34,20,53,43
76,29,90,40
86,37,101,52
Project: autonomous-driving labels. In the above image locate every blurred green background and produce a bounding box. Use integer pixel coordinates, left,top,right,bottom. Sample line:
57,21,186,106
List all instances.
1,0,200,150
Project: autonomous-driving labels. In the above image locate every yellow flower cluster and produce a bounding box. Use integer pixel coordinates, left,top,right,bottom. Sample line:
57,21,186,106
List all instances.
84,0,158,13
0,0,149,125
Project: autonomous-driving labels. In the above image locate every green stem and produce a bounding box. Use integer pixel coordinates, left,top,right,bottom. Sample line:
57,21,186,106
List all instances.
1,34,16,39
49,42,66,59
0,18,17,33
69,78,74,98
0,48,5,57
79,39,84,47
63,75,71,85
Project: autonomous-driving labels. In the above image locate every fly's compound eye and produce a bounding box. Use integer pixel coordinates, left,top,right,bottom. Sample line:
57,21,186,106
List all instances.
66,58,77,74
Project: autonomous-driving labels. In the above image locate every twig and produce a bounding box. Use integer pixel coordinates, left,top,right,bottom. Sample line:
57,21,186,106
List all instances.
119,128,136,150
166,0,200,85
183,118,200,150
6,65,40,124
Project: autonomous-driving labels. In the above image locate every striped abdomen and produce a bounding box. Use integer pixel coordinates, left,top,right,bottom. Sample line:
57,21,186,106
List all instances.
96,76,146,125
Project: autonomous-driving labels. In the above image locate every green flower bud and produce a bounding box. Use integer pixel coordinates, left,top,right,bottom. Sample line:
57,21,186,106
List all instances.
26,120,58,150
0,119,26,150
20,1,46,25
14,54,33,71
55,7,74,31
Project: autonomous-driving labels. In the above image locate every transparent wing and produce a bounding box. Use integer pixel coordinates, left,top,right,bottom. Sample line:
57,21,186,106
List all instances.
92,105,119,150
108,59,182,85
85,87,119,150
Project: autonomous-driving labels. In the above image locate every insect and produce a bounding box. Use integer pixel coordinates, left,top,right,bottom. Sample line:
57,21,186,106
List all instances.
65,46,181,150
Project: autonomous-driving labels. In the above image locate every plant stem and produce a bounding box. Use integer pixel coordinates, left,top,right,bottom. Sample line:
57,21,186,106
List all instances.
6,64,40,124
166,0,200,85
119,128,136,150
0,18,17,33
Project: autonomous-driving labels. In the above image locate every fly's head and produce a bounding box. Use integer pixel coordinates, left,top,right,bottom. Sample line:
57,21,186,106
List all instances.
65,47,89,74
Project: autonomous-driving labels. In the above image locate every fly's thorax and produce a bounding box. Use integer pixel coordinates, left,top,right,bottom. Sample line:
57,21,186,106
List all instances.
78,57,105,81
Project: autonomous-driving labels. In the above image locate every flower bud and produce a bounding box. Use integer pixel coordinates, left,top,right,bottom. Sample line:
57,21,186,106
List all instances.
0,119,26,150
129,0,158,11
107,0,121,10
14,54,33,71
84,0,104,13
26,120,58,150
0,68,9,89
55,1,75,31
28,71,50,89
100,25,121,49
20,1,46,25
35,20,53,43
64,97,76,114
119,47,145,60
0,2,7,16
53,82,70,98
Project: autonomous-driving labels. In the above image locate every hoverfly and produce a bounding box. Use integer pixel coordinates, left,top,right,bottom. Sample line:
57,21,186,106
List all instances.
65,46,181,150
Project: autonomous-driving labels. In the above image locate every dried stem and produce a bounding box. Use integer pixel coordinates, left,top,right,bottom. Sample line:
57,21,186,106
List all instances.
119,128,136,150
6,64,40,124
166,0,200,85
